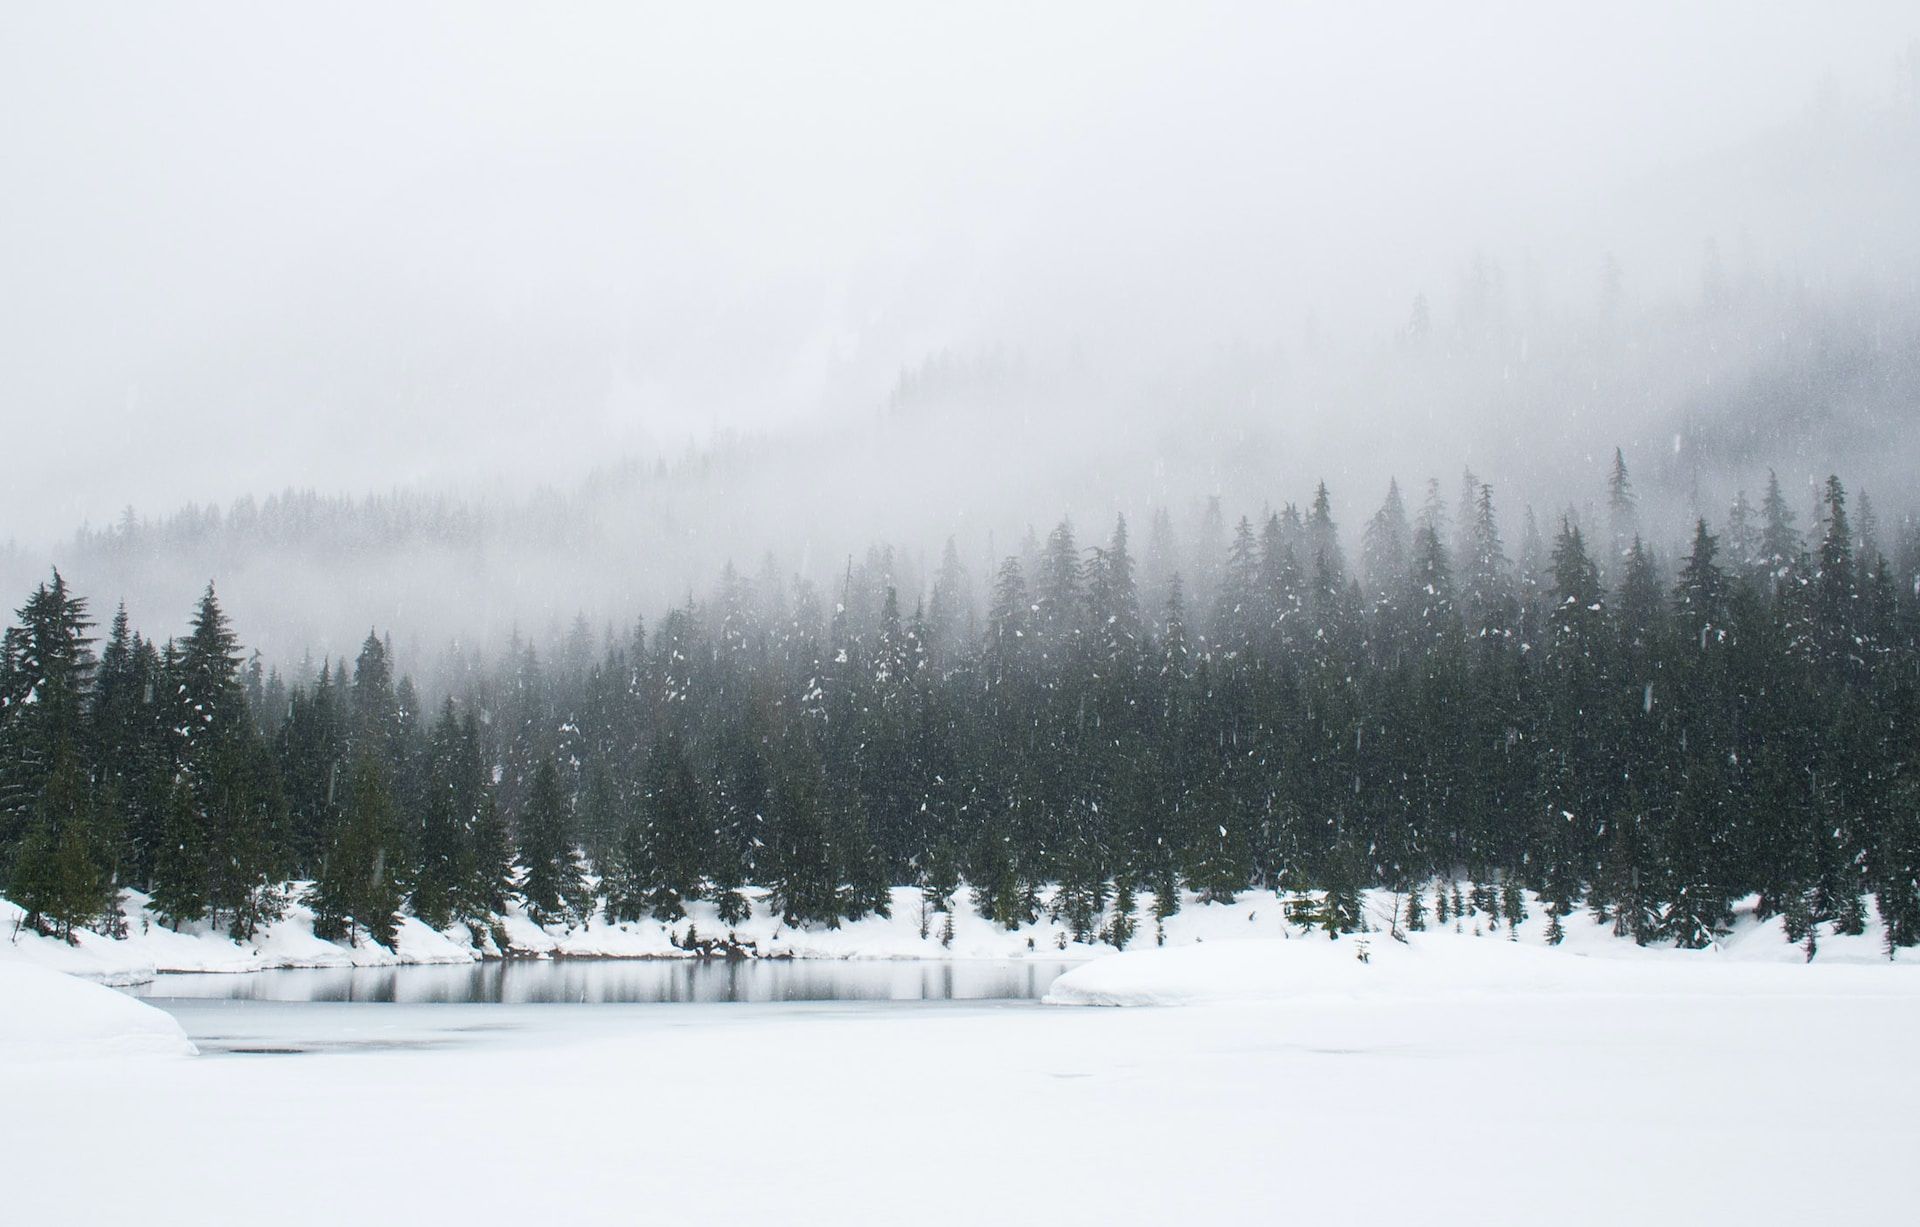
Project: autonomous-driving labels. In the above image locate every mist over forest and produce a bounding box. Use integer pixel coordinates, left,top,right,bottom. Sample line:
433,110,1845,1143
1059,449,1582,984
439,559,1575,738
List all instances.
9,242,1920,681
13,15,1920,1219
5,4,1920,676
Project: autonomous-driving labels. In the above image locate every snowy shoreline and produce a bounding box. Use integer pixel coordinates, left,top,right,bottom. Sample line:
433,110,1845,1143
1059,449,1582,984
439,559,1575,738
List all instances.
9,878,1917,991
4,883,1118,986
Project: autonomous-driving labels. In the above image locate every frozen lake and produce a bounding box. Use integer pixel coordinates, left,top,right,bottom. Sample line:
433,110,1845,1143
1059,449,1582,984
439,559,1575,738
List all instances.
129,956,1078,1006
123,958,1081,1056
22,941,1920,1224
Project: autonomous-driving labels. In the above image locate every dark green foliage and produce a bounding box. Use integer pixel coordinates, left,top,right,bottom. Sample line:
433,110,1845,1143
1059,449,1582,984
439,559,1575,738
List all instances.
148,781,209,929
630,734,708,921
1051,836,1110,943
308,756,403,948
761,734,846,927
1404,881,1426,932
599,815,655,925
1323,883,1364,937
6,454,1919,960
1285,887,1361,938
715,884,753,928
919,840,961,913
410,699,481,930
10,812,112,942
0,573,111,935
10,738,118,941
1106,877,1138,949
155,586,286,938
1500,879,1526,936
969,820,1030,931
517,759,589,927
466,795,517,918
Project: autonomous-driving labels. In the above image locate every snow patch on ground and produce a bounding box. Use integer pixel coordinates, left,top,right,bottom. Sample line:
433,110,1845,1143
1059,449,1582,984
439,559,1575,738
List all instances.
1048,932,1411,1005
0,960,195,1061
1044,925,1920,1007
1045,888,1920,1007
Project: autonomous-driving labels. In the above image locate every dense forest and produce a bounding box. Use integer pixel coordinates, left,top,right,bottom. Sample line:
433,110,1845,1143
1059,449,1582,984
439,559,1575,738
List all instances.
3,454,1917,958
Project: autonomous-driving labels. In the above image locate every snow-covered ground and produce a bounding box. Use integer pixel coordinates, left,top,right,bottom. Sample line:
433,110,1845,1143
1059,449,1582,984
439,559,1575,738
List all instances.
0,960,196,1061
2,884,1110,985
4,923,1919,1225
1044,919,1920,1005
9,881,1919,1225
6,880,1912,988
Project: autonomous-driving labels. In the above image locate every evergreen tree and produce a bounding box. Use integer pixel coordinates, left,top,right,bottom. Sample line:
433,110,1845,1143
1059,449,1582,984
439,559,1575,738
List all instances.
919,839,962,913
148,780,209,929
926,537,974,662
517,758,588,927
1306,481,1346,585
1606,447,1638,571
0,574,125,939
465,793,517,919
1810,475,1859,673
410,698,469,929
8,745,113,940
1106,876,1138,949
1404,880,1427,932
1034,518,1084,656
1759,469,1802,588
0,572,99,909
1723,489,1762,580
1458,482,1513,636
308,755,402,948
630,733,708,920
1362,480,1413,608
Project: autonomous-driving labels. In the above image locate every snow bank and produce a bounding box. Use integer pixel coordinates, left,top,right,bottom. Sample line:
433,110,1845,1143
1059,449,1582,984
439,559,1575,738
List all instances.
1,890,482,985
7,879,1919,990
307,884,1121,964
1,897,158,985
4,882,1116,981
1039,930,1599,1006
1046,919,1920,1007
0,961,195,1061
1042,928,1707,1007
1047,932,1400,1005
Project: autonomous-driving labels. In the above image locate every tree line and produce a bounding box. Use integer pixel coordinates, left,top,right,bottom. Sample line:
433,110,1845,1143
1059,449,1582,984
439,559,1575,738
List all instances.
3,454,1917,958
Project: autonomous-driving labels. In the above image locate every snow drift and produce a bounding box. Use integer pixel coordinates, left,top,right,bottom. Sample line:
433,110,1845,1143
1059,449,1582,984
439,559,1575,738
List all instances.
0,961,195,1061
1043,925,1920,1008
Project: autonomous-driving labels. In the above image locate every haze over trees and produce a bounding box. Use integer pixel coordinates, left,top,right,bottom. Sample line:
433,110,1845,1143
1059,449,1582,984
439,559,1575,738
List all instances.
5,453,1916,958
19,263,1920,668
9,10,1920,666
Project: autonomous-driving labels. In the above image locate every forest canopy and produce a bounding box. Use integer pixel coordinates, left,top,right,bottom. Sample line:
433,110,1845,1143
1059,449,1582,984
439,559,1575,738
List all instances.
3,456,1917,958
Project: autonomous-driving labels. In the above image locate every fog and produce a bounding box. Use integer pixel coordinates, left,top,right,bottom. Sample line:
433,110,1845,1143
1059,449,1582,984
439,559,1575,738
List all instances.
3,2,1919,662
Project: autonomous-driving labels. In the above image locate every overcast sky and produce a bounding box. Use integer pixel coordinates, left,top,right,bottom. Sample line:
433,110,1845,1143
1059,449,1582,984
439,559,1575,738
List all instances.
4,2,1918,546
